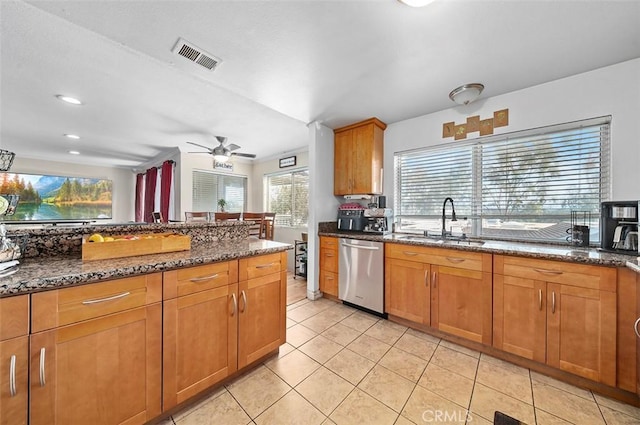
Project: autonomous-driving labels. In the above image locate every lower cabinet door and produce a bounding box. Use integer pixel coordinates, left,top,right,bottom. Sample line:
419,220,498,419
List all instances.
237,271,286,369
319,270,338,297
431,265,493,345
385,258,430,325
547,283,616,386
0,336,28,425
163,283,238,410
29,304,162,425
493,274,546,363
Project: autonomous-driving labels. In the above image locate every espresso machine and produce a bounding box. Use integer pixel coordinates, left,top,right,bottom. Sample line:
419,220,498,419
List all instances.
363,207,393,235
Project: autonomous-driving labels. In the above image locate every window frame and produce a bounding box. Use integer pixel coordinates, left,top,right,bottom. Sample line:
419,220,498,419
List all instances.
191,169,247,213
265,167,309,228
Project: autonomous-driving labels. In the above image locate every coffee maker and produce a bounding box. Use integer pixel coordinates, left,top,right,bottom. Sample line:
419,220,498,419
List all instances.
600,201,639,254
363,208,393,235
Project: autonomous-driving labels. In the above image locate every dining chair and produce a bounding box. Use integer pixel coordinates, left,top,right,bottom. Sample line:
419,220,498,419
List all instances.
262,212,276,240
213,212,241,221
184,211,209,222
242,212,265,238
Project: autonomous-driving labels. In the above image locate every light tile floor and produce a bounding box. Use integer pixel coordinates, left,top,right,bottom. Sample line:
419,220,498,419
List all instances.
158,297,640,425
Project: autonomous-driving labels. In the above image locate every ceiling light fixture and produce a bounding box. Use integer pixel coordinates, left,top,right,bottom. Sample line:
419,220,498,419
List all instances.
56,95,83,105
449,83,485,105
213,154,230,163
398,0,436,7
64,134,80,139
68,150,80,155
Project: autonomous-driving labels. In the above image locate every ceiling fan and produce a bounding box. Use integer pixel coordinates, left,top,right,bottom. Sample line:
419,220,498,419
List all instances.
187,136,256,163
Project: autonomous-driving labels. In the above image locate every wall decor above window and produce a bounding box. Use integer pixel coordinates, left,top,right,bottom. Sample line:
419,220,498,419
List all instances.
443,108,509,139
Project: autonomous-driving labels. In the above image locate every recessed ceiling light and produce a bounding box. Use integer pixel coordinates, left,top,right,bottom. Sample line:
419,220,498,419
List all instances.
64,134,80,139
68,150,80,155
56,95,83,105
398,0,436,7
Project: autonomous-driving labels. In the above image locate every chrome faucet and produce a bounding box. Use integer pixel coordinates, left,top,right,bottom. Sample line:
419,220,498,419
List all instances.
442,197,457,238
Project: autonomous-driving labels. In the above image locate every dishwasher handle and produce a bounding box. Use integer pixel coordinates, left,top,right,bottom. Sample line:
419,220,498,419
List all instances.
341,242,380,250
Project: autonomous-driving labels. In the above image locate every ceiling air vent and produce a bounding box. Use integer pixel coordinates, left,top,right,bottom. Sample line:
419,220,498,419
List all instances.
172,38,221,71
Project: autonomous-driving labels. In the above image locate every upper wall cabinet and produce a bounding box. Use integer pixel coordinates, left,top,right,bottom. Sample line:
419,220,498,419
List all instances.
334,118,386,196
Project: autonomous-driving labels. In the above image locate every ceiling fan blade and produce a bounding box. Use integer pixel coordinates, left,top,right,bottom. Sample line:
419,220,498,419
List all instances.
227,143,241,151
231,152,257,159
187,151,211,154
187,141,213,151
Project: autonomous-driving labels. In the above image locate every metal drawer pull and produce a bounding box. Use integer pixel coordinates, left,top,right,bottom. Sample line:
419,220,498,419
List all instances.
256,262,275,269
533,268,563,275
634,317,640,339
190,273,219,282
551,292,556,314
432,272,437,288
402,251,419,256
325,253,335,257
39,348,46,387
82,291,130,305
9,354,16,397
326,276,334,280
424,270,429,287
231,293,237,316
240,290,247,312
538,289,543,311
446,257,465,263
342,243,379,250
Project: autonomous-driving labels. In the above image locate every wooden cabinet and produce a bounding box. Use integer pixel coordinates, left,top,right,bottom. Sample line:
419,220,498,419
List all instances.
29,274,162,425
238,252,287,368
493,255,617,385
0,295,29,425
618,267,640,394
385,243,492,344
333,118,386,195
319,236,339,297
162,261,239,411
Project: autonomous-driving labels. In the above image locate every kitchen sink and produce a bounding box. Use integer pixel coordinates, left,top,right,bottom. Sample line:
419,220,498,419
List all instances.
393,234,485,247
395,235,432,241
442,239,485,247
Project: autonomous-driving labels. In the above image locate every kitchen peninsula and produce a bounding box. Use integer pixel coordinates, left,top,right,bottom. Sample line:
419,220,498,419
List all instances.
0,221,291,425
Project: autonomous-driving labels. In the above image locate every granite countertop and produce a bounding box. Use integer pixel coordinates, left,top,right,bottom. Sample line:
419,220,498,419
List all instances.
0,239,292,297
319,230,638,268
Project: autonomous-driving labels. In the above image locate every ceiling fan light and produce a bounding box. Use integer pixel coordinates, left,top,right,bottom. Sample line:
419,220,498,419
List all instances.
449,83,485,105
213,154,229,163
398,0,436,6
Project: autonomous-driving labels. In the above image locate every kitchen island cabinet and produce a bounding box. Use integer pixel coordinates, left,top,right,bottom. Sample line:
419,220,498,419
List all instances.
29,274,162,425
493,255,617,386
0,295,29,425
333,118,386,196
385,243,493,344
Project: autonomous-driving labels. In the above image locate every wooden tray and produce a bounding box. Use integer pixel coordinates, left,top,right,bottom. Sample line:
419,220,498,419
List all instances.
82,232,191,261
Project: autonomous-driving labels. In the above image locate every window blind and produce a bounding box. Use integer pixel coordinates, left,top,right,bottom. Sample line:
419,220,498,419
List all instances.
394,117,610,242
192,171,247,212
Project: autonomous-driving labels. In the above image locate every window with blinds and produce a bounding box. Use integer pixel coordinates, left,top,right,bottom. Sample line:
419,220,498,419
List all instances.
394,117,610,243
266,169,309,227
192,171,247,212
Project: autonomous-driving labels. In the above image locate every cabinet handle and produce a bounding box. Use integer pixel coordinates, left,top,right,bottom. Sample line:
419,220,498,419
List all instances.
538,289,543,311
82,291,130,305
190,273,219,282
240,290,247,312
402,251,419,256
231,293,237,316
432,272,437,288
634,317,640,339
446,257,465,263
39,348,46,387
9,354,16,397
424,269,429,287
533,268,563,275
256,262,275,269
326,276,334,280
325,253,335,257
551,291,556,314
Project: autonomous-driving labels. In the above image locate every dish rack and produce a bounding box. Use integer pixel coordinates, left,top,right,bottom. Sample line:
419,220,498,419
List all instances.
0,232,27,278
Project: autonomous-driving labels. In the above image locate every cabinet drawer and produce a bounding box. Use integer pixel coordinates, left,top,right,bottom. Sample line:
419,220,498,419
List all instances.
494,255,616,291
239,252,285,281
163,260,238,300
386,243,487,272
32,273,162,332
320,247,338,273
320,270,339,297
320,236,339,250
0,295,29,340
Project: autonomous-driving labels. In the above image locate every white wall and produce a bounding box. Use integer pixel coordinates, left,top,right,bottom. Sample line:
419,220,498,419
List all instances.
383,58,640,207
9,156,135,222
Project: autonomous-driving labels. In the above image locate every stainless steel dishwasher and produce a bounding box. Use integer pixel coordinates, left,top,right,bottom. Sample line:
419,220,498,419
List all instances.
339,238,384,315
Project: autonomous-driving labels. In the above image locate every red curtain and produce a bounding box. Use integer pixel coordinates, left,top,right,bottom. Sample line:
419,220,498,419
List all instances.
134,173,145,222
160,160,173,223
143,167,158,223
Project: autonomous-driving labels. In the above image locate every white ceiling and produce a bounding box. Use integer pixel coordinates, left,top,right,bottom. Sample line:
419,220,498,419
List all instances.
1,0,639,169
